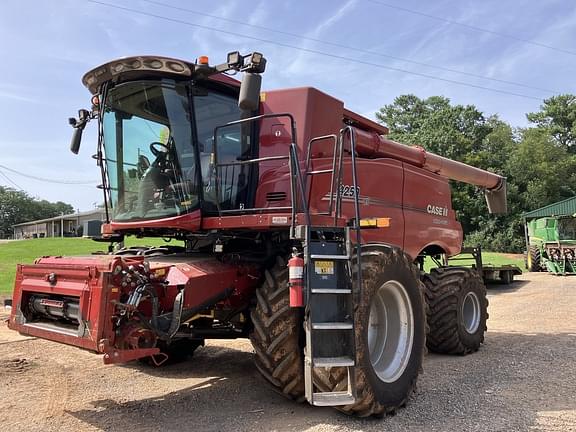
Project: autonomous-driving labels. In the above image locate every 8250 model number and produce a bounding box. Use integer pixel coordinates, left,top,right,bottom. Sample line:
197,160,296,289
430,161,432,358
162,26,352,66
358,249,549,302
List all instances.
340,184,360,198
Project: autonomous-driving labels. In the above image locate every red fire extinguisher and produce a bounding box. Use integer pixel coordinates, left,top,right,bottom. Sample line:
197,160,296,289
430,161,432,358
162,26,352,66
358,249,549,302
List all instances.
288,250,304,308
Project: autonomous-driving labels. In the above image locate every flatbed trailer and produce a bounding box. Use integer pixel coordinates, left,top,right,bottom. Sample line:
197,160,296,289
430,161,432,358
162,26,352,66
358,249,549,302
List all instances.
445,246,522,285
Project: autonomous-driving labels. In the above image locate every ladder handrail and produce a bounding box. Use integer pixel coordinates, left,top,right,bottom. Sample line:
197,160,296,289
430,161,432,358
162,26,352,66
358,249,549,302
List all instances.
289,142,312,234
339,126,363,298
338,127,362,229
305,134,339,217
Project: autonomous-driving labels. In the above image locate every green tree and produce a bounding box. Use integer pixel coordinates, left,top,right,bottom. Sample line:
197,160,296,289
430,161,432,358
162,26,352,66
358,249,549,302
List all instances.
508,128,576,209
377,95,500,235
376,95,492,161
0,186,74,238
527,94,576,152
377,93,576,253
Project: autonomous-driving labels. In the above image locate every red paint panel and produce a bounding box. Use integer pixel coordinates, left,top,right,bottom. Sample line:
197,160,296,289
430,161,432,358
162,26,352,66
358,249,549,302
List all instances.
261,87,344,159
147,257,240,309
9,256,123,353
254,88,344,210
103,210,202,235
202,213,295,230
402,164,462,258
307,157,406,248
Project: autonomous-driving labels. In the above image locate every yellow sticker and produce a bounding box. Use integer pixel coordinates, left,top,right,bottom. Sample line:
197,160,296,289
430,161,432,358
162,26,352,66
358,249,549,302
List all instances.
260,92,266,102
155,268,166,276
315,261,334,275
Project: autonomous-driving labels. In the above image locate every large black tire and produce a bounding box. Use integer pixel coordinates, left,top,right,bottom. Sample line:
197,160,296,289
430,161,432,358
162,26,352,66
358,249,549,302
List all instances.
249,256,305,401
528,246,541,272
423,267,488,355
313,246,426,417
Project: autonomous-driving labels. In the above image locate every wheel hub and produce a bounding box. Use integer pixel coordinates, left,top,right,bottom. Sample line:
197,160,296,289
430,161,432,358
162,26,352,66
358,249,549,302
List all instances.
368,280,414,383
461,291,481,334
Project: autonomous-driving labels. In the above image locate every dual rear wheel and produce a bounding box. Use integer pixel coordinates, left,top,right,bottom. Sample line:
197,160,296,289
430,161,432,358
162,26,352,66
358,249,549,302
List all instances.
422,267,488,355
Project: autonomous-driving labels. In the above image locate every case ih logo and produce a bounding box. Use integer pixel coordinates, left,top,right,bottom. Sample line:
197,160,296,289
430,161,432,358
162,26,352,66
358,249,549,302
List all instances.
427,204,448,217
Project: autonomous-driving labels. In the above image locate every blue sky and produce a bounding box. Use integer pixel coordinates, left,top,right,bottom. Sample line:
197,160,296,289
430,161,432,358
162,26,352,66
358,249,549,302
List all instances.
1,0,575,210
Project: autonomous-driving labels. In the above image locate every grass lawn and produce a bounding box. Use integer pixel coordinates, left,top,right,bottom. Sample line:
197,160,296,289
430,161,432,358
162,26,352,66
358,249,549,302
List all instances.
424,251,524,272
0,238,524,295
0,237,182,294
458,251,523,268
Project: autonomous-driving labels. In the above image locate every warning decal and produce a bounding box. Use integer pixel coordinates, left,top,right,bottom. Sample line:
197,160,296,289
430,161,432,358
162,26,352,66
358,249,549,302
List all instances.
314,261,334,275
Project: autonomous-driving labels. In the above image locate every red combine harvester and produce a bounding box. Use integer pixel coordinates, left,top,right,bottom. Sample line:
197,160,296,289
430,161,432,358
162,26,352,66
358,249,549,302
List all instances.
9,52,507,417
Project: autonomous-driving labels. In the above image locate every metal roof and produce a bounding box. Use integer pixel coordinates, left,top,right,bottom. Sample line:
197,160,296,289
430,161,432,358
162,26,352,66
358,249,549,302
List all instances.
523,196,576,219
12,209,105,227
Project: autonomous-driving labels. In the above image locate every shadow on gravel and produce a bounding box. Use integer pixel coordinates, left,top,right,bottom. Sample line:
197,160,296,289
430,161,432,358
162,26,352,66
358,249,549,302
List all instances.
485,279,529,295
67,344,333,432
67,332,576,432
118,344,256,379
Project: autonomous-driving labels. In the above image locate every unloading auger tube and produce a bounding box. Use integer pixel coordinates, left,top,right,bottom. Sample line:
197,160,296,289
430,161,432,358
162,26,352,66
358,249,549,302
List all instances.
353,128,507,214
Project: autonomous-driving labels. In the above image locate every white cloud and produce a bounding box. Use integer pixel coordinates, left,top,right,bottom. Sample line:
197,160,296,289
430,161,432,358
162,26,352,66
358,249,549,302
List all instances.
286,0,359,76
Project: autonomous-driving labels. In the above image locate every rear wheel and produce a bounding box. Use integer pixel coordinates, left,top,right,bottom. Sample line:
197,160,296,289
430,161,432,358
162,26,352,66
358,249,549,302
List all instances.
249,256,305,401
423,267,488,355
528,246,541,272
313,246,426,417
500,270,513,284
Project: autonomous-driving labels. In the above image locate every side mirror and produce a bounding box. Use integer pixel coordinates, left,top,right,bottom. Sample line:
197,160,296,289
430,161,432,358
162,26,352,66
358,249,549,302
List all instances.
69,109,91,154
238,73,262,111
70,127,83,154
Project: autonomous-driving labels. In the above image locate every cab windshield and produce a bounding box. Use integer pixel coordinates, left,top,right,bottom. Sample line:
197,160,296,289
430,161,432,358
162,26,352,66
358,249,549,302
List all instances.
102,79,242,221
558,218,576,240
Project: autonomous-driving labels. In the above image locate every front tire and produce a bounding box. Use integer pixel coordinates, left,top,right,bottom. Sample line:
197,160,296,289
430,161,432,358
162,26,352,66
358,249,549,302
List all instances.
249,256,305,401
423,267,488,355
528,246,541,272
314,246,426,417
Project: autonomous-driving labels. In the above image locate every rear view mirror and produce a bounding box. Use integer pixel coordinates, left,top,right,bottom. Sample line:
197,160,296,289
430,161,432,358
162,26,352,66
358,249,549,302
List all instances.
238,73,262,111
69,109,91,154
70,128,83,154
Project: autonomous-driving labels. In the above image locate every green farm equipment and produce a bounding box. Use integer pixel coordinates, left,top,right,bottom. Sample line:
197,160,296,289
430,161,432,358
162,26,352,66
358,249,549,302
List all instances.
526,216,576,275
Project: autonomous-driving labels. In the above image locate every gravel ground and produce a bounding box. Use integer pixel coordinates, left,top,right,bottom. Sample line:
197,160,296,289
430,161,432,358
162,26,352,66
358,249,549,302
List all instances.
1,272,575,431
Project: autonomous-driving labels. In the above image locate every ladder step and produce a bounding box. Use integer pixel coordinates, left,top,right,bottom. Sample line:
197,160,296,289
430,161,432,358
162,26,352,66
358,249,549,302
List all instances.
311,288,352,294
310,254,350,260
312,322,353,330
313,356,355,367
311,392,355,406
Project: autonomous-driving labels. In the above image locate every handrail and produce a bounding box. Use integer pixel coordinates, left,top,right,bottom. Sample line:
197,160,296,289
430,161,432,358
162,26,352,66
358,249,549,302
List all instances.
305,134,338,217
339,127,361,234
339,126,362,295
212,113,310,236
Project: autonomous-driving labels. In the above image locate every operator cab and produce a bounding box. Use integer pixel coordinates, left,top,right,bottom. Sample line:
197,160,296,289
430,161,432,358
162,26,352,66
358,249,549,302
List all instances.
102,79,244,221
69,53,265,227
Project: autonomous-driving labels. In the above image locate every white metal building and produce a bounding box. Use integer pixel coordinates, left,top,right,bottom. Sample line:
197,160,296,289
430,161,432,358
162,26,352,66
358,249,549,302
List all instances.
12,209,106,239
